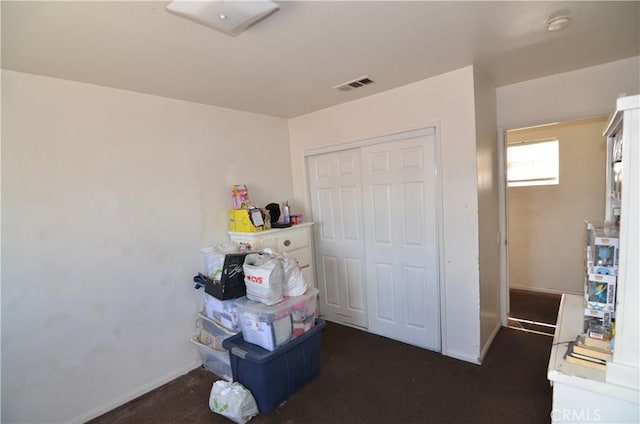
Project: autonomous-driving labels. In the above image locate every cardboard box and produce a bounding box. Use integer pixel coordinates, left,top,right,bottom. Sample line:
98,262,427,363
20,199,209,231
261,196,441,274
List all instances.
229,209,263,232
586,224,619,275
585,274,616,312
583,307,614,330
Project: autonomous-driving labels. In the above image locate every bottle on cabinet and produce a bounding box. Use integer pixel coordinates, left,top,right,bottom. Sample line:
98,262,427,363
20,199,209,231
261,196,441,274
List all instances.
281,201,290,225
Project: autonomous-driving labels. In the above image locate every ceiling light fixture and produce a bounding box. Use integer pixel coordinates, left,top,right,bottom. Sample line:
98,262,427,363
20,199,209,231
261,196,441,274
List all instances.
166,0,279,37
545,14,571,32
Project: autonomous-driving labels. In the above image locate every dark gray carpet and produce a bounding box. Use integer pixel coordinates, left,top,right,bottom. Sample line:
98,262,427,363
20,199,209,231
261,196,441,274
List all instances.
510,288,562,324
90,321,553,424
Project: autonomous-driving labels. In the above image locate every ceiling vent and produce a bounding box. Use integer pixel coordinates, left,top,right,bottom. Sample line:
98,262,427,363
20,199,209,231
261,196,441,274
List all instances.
333,76,374,92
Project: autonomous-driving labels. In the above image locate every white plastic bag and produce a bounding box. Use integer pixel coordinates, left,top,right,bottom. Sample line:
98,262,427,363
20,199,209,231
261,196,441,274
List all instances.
201,243,238,279
282,253,308,297
243,253,284,305
209,380,258,424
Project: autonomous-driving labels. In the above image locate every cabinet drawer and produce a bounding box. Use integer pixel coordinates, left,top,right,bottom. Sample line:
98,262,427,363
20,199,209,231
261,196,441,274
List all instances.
275,229,310,253
228,224,311,254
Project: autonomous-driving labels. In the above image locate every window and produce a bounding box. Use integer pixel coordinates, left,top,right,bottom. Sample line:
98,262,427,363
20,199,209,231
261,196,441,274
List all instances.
507,139,559,187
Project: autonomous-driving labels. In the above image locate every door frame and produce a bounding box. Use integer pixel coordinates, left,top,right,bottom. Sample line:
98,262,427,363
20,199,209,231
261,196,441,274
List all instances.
498,127,509,326
304,124,447,352
498,115,612,326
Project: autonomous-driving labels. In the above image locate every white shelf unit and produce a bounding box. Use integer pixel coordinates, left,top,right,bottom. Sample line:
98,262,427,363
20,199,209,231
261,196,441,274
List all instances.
547,95,639,422
603,95,639,391
548,294,638,423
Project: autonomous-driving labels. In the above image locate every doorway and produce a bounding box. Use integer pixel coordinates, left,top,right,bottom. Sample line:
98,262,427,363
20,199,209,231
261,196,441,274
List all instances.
503,116,609,334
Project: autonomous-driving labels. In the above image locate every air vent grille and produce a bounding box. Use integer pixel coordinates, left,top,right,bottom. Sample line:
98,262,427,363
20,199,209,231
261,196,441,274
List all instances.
334,76,374,91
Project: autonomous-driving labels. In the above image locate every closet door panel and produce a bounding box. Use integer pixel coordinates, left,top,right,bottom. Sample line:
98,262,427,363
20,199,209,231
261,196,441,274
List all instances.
308,149,368,328
371,184,392,244
346,257,365,312
340,186,359,240
405,266,427,329
402,182,425,246
374,262,395,322
322,255,340,306
362,134,440,350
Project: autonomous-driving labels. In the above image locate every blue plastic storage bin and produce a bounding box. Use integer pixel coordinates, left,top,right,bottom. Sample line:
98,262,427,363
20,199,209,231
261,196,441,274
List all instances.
222,318,326,413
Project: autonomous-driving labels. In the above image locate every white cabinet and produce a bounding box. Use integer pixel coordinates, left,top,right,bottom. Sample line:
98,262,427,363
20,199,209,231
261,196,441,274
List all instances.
603,95,639,390
548,295,639,423
227,223,315,289
548,95,640,422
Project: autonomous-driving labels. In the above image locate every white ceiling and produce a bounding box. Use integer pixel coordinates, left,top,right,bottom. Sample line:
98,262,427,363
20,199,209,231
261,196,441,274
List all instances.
2,1,639,118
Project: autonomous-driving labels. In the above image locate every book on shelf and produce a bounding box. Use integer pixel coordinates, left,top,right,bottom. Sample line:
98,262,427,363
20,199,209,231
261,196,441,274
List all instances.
583,333,613,351
564,341,607,371
574,334,612,361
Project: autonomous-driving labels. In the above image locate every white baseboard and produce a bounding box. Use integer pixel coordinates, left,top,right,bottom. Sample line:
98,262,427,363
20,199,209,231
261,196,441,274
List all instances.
443,348,481,365
479,320,502,364
510,284,581,296
318,314,368,332
68,361,201,424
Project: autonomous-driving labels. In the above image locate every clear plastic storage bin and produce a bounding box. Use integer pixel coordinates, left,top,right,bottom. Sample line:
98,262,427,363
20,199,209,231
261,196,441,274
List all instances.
196,312,237,351
203,293,241,332
234,288,319,351
190,336,232,381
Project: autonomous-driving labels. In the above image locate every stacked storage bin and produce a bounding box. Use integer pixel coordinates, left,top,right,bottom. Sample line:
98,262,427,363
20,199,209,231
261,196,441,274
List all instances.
584,222,619,342
224,318,325,413
195,242,326,414
191,294,240,381
223,286,324,413
192,249,248,381
233,288,319,351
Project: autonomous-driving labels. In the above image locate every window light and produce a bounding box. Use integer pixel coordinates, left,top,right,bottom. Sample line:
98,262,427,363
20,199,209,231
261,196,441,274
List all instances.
507,139,559,187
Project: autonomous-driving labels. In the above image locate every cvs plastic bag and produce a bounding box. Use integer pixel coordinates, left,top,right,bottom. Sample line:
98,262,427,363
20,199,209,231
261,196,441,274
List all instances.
209,380,258,424
243,253,284,305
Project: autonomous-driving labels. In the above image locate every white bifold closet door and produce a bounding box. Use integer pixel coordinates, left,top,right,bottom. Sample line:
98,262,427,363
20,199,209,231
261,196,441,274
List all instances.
308,131,440,351
308,149,368,328
361,136,440,350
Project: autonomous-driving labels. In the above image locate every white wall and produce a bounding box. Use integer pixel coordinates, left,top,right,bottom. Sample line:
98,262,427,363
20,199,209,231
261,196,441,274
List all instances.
289,67,483,363
473,68,501,358
497,56,640,130
1,70,292,423
507,117,608,295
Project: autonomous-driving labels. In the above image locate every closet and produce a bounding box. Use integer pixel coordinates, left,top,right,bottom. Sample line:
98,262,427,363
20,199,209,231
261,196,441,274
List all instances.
306,128,441,351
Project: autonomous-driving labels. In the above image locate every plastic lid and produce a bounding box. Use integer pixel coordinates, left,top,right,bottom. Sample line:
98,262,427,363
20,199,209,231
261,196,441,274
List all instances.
234,288,319,314
222,318,326,363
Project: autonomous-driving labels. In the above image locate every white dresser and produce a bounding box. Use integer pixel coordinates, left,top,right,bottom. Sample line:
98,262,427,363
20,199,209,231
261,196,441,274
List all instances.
227,222,315,288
